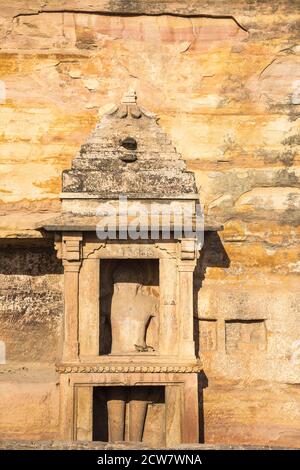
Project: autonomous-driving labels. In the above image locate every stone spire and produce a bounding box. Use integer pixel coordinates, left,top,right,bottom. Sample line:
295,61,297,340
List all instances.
62,91,197,198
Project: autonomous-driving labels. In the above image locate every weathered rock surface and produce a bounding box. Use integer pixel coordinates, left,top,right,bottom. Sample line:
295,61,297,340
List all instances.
0,440,290,450
0,0,299,448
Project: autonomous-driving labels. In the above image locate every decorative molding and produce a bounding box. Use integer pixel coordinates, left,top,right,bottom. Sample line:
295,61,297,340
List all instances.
85,242,173,259
56,364,202,374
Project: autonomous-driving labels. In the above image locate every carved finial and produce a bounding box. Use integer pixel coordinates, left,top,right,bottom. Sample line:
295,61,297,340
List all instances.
118,89,142,119
121,89,137,105
103,89,156,119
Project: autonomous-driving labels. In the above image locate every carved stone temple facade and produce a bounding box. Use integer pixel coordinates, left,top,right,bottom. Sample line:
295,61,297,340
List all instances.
1,1,299,448
40,90,213,445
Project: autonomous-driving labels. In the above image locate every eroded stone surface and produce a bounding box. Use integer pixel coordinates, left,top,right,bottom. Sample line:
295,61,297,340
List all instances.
0,242,63,362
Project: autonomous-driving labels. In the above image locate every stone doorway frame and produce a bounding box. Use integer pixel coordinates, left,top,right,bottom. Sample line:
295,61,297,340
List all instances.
59,371,199,446
54,233,202,444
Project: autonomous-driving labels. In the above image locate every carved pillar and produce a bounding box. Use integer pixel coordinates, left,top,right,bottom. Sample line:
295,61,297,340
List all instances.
178,239,197,358
76,386,93,441
159,257,178,355
107,388,126,441
59,374,73,440
62,233,82,362
182,374,199,443
79,258,100,356
165,385,181,446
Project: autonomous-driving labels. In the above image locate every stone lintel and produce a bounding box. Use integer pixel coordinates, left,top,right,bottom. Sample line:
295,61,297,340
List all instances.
60,192,200,200
41,217,223,233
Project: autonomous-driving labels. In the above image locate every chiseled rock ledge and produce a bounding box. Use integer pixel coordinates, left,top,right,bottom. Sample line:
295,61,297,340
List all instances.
0,440,291,450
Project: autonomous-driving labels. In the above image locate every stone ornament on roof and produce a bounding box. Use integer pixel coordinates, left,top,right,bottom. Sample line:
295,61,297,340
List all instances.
117,89,142,119
106,89,156,120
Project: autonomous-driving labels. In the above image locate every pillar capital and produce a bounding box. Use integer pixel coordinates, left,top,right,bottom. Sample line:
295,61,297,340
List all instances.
62,232,83,262
177,260,197,272
178,238,197,261
63,260,82,272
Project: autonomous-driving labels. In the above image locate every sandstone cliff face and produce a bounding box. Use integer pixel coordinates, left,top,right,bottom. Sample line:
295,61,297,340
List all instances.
0,1,299,446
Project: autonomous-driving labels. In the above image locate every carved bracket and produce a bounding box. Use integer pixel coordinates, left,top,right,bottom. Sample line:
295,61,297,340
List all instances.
54,233,62,259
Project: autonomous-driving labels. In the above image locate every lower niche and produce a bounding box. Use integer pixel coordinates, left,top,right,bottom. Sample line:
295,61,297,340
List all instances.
93,386,165,445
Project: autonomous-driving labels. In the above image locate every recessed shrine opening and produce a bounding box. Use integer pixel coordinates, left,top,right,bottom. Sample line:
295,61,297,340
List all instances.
92,386,165,444
99,259,159,355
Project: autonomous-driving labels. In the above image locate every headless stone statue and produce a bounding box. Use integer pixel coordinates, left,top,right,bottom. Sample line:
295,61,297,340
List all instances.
110,265,158,354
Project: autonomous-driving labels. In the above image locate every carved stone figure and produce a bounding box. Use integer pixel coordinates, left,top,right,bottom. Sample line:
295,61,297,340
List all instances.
110,263,158,354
